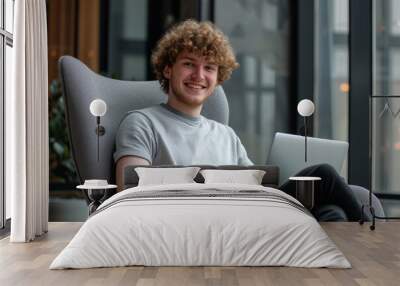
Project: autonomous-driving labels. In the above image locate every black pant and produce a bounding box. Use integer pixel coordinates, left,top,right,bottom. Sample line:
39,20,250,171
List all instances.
279,164,362,221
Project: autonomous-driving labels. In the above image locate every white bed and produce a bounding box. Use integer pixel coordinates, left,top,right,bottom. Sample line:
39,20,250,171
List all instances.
50,183,351,269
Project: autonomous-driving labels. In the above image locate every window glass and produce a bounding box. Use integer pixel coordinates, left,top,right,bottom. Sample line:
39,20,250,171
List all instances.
122,54,146,81
0,0,3,29
389,50,400,87
390,0,400,35
215,0,291,164
0,38,3,228
314,0,349,179
372,0,400,195
5,0,14,33
122,0,147,40
243,56,257,87
333,0,348,33
5,43,12,219
108,0,148,80
314,0,349,142
261,59,276,87
260,92,275,154
1,0,15,228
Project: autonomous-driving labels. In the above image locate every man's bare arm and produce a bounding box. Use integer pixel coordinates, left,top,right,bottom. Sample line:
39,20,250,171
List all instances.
116,156,150,192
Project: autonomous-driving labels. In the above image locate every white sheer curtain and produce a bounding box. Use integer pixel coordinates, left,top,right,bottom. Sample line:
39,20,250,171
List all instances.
7,0,49,242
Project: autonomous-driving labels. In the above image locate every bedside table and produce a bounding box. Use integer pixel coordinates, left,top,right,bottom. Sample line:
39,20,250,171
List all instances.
289,176,321,210
77,183,117,215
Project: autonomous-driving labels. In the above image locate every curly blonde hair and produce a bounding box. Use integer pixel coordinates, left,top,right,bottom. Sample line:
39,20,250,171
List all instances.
151,19,239,93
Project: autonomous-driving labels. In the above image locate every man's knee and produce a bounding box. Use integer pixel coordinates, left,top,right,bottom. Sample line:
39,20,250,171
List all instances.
305,163,338,179
313,204,348,221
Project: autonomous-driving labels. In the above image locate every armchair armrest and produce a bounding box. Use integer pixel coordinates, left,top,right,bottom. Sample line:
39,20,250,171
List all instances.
349,184,385,219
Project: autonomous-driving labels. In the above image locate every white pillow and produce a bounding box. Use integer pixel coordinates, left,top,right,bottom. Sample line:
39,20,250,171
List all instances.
135,167,200,186
200,169,266,185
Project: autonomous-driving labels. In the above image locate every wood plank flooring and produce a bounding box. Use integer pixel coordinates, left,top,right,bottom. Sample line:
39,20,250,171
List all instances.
0,222,399,286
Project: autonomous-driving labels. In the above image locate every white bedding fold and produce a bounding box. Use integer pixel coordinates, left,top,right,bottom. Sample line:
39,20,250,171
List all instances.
50,183,351,269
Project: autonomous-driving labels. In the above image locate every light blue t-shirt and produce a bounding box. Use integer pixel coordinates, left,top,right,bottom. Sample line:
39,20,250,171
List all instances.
114,104,252,166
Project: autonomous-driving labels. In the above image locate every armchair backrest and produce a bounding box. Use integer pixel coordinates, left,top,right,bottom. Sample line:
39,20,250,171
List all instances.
59,56,230,183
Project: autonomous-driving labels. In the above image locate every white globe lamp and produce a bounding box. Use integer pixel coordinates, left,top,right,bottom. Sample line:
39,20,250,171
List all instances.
297,99,315,117
297,99,315,162
89,99,108,161
90,99,107,117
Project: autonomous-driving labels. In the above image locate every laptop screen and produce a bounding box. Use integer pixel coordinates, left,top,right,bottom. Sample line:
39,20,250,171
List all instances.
266,133,349,185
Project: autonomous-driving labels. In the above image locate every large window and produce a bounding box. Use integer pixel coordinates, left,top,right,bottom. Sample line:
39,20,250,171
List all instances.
314,0,349,142
372,0,400,196
214,0,291,164
108,0,148,81
1,0,14,229
313,0,349,178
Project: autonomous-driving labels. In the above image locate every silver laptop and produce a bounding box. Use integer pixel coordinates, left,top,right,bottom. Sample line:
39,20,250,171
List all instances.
266,132,349,185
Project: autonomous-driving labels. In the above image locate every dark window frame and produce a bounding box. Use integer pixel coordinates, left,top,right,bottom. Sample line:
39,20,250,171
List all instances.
348,0,372,189
1,0,14,232
292,0,315,135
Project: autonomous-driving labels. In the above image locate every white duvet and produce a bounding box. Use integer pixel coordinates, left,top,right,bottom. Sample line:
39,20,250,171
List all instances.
50,183,351,269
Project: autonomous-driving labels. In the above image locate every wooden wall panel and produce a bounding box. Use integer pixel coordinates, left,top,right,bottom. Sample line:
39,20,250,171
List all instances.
78,0,100,72
47,0,78,86
47,0,100,86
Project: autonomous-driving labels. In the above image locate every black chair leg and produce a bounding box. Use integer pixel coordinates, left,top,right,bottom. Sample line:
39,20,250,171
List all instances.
359,204,365,225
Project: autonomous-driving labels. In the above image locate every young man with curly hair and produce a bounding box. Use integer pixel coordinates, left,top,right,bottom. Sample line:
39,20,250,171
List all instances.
114,20,250,180
114,20,363,222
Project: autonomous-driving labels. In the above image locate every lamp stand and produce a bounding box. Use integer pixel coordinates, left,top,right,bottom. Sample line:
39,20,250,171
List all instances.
304,116,307,162
95,116,106,162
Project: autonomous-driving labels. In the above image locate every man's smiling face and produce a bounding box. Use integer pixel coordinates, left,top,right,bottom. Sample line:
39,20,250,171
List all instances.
163,51,219,108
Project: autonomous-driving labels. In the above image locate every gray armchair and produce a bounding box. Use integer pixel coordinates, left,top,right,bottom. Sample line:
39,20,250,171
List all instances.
59,55,228,184
59,56,384,220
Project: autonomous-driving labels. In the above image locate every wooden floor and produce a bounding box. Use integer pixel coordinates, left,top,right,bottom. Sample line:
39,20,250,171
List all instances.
0,222,399,286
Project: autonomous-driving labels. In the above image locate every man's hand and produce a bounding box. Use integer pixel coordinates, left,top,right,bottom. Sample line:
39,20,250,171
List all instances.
116,156,150,192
